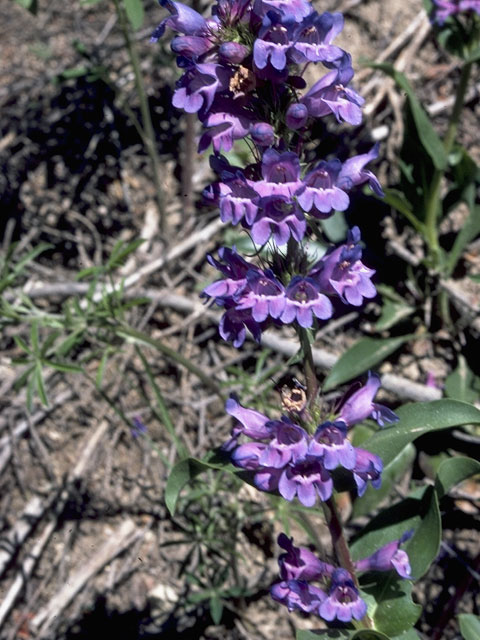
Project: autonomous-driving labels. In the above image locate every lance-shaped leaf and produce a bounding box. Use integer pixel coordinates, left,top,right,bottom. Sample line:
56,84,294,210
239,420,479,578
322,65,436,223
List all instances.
459,614,480,640
361,400,480,467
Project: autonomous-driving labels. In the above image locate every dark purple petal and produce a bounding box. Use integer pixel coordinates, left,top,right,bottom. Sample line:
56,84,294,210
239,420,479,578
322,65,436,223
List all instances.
151,0,208,42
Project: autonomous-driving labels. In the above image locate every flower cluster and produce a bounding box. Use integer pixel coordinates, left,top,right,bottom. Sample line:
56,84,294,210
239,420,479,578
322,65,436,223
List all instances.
225,372,397,506
432,0,480,24
202,226,376,346
271,533,412,622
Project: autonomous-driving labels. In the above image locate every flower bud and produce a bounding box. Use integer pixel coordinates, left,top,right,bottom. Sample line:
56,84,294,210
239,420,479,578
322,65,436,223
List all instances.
286,103,308,129
218,41,250,63
250,121,275,146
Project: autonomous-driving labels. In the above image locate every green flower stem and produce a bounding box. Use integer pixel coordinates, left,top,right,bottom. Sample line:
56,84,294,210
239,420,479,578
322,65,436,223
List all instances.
298,327,318,409
116,325,225,401
424,60,473,267
113,0,165,231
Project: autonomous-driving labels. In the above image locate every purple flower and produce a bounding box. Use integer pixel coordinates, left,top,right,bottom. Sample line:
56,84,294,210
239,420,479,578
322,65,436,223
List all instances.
253,12,295,71
198,98,253,153
225,396,272,440
131,416,148,438
253,0,312,23
231,440,267,469
277,533,334,581
170,35,213,60
172,63,230,115
432,0,480,23
250,121,276,147
271,579,326,613
338,372,399,427
278,457,333,506
296,159,350,217
352,448,383,497
355,531,413,579
235,268,286,322
319,568,367,622
250,195,306,246
290,12,344,64
308,420,356,470
285,102,308,129
301,61,364,125
217,174,259,226
254,148,303,199
281,276,333,328
219,304,264,347
257,419,309,468
338,144,384,197
309,227,377,307
218,41,250,63
151,0,208,42
203,247,251,299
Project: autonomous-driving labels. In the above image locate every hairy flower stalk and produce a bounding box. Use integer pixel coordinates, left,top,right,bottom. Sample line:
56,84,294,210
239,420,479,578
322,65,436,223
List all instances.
152,0,409,630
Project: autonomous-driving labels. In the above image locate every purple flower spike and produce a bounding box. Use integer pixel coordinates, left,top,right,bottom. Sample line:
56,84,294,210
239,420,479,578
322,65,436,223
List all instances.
250,195,306,246
290,12,345,64
278,457,333,506
319,568,367,622
225,396,272,440
352,447,383,497
338,144,384,197
151,0,208,42
297,159,349,217
355,531,413,579
285,103,309,129
338,372,399,427
309,420,356,470
235,268,286,321
277,533,335,581
271,580,326,614
258,419,309,468
301,62,364,125
281,276,333,328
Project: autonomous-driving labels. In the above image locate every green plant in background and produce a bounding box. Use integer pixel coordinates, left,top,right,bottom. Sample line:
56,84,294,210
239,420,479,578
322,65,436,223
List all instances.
377,1,480,324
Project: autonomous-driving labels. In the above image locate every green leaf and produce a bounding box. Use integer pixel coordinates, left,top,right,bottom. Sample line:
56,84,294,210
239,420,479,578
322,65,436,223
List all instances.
371,64,447,170
445,356,479,403
323,335,415,391
321,211,348,243
375,300,415,332
361,400,480,467
45,361,83,374
382,188,425,234
209,595,223,625
123,0,144,30
459,613,480,640
165,452,237,516
391,630,421,640
444,204,480,277
353,444,416,518
435,456,480,500
34,363,49,407
369,578,421,637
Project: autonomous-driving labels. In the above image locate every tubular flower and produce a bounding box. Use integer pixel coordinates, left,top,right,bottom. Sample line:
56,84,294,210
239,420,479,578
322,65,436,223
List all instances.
355,531,413,579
